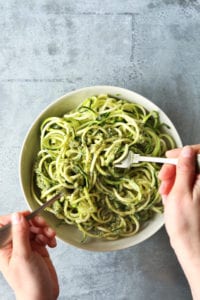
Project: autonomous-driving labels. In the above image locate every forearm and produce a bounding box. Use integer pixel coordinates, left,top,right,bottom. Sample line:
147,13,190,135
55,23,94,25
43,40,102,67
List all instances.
14,285,57,300
185,268,200,300
15,293,57,300
176,255,200,300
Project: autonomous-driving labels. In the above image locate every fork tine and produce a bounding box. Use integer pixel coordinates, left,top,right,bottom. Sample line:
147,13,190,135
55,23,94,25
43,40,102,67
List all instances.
114,152,132,168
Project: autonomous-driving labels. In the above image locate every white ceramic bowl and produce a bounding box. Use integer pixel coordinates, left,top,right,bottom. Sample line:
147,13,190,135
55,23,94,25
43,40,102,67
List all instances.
19,86,182,251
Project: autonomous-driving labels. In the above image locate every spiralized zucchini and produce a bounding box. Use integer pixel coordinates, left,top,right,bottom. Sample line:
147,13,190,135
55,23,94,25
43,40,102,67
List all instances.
33,94,176,241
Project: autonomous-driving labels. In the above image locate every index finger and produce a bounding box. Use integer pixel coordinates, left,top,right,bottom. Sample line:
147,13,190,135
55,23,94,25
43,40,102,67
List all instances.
0,214,12,227
173,146,196,195
0,211,30,227
166,144,200,158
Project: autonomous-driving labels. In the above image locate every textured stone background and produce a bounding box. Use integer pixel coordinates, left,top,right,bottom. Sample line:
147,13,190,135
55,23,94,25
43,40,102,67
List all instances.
1,0,200,299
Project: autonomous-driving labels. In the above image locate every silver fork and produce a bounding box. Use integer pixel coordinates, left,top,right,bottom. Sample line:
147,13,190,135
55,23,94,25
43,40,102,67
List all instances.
0,191,63,248
114,151,200,171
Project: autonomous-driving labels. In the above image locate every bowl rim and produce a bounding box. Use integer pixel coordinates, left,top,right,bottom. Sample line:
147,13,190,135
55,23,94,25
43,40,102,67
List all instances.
19,85,183,251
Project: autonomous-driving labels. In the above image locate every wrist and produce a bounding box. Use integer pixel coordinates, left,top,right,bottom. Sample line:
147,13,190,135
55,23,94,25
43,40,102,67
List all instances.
184,265,200,300
15,293,56,300
15,294,41,300
175,254,200,300
174,245,200,270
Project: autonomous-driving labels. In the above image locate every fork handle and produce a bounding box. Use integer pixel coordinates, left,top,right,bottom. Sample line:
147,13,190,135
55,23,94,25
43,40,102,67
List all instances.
25,192,62,221
139,154,200,172
139,155,177,165
0,192,62,248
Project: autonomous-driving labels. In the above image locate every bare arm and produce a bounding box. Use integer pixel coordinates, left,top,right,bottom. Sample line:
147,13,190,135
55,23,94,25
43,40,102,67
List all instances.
159,146,200,300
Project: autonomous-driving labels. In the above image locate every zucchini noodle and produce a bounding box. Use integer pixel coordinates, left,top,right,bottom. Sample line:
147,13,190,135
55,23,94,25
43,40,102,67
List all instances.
33,94,176,241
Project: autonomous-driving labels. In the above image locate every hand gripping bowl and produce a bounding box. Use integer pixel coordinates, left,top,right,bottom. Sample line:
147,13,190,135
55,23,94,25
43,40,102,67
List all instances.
19,86,182,251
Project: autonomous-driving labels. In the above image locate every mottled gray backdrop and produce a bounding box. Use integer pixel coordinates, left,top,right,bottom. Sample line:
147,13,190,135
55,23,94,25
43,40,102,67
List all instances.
1,1,199,299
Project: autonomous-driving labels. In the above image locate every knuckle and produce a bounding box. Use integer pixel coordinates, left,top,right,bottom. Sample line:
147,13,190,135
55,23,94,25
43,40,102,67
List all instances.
177,160,195,173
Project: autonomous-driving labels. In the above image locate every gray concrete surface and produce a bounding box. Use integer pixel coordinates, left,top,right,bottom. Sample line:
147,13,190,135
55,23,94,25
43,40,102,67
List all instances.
0,0,199,299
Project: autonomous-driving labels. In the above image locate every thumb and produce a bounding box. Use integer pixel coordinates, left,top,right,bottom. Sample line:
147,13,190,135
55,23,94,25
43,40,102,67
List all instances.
11,212,31,258
173,146,196,194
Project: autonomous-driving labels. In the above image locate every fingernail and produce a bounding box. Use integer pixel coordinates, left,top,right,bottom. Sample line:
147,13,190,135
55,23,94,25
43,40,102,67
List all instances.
34,216,44,223
162,195,167,205
181,146,193,158
51,238,57,247
165,150,171,155
159,182,166,194
45,227,55,236
11,212,22,225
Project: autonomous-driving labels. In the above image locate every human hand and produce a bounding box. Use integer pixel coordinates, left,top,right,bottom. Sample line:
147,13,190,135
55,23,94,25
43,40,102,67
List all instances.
0,211,59,300
159,145,200,299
